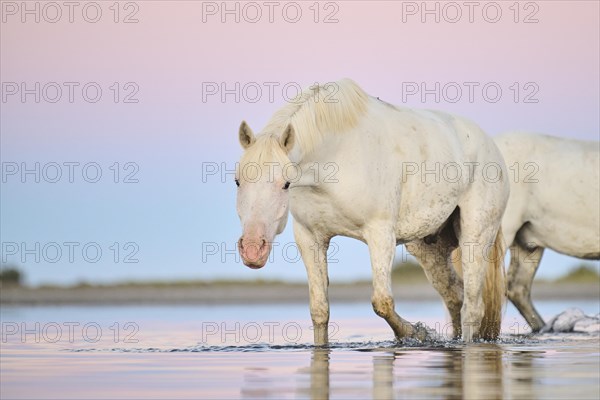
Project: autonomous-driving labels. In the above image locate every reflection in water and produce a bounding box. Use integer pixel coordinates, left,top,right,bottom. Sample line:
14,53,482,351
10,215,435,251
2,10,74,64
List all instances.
438,349,463,399
3,304,598,399
372,354,394,400
310,348,330,400
300,344,547,400
459,345,547,400
507,349,537,399
3,338,597,399
461,345,504,400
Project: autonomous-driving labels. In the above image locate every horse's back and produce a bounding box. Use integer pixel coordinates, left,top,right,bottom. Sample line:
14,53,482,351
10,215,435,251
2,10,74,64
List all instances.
495,131,600,258
496,131,599,161
370,104,508,240
387,106,504,165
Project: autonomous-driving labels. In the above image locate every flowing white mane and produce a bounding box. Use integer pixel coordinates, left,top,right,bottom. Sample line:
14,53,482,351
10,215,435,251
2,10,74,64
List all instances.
261,78,370,157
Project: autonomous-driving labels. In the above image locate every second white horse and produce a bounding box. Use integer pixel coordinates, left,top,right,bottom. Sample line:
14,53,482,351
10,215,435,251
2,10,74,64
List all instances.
495,131,600,331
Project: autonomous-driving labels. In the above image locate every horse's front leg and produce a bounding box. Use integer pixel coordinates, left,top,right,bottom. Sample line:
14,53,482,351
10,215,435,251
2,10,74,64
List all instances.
294,222,330,345
366,228,425,340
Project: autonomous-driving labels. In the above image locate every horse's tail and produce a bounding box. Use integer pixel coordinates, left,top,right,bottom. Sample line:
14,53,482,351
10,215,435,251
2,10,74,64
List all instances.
452,227,506,340
480,227,506,339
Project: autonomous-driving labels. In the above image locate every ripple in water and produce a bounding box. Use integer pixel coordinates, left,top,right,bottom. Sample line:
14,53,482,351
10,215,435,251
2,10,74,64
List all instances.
69,334,554,353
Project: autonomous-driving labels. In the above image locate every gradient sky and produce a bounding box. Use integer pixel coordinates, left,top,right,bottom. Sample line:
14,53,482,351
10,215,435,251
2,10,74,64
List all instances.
1,0,599,285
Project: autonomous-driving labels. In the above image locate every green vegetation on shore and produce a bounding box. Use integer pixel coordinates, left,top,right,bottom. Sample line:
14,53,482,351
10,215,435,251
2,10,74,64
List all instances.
391,259,428,283
554,264,600,283
2,262,598,290
0,267,22,287
390,260,600,285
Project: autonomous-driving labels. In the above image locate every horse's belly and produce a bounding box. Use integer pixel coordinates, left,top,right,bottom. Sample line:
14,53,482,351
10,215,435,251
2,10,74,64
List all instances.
394,197,458,242
520,219,600,259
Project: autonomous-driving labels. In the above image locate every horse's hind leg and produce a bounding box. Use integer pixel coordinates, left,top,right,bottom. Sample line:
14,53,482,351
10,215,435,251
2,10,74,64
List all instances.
507,242,545,332
366,228,424,340
457,222,502,341
406,238,464,338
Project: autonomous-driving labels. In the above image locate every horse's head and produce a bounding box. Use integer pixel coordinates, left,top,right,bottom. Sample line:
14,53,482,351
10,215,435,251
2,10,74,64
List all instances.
235,121,295,269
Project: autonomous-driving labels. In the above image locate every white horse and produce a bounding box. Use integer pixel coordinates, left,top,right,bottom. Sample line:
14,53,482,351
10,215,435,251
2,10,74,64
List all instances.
494,131,600,331
234,79,509,344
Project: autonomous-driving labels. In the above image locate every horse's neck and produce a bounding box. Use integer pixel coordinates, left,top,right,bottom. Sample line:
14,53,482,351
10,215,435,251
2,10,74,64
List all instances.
288,145,303,166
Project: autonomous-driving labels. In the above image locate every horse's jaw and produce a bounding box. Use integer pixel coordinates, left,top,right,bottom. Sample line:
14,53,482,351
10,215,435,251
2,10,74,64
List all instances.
244,260,267,270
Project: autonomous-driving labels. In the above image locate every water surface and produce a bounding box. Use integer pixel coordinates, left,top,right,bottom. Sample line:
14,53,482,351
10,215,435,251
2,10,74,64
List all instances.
1,301,599,399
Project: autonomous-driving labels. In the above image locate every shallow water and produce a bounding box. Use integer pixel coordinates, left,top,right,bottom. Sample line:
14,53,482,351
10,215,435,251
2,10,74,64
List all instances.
1,300,599,399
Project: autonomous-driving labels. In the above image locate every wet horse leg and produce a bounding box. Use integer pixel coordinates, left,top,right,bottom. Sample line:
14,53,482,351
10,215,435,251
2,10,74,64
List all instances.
406,238,464,337
367,228,427,340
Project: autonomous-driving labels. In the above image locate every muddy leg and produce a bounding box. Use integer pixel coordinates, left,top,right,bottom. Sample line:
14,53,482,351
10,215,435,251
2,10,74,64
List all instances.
507,243,545,332
367,229,427,340
406,239,464,337
294,222,330,345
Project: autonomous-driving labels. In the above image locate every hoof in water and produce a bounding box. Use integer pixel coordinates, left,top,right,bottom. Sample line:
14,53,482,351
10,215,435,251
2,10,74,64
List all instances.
396,322,440,344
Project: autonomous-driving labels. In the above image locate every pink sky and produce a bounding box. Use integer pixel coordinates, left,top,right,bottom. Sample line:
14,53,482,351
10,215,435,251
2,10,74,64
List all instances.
1,1,599,284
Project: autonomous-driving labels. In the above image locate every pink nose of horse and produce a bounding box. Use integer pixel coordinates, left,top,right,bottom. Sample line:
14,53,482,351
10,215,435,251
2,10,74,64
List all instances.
238,237,270,269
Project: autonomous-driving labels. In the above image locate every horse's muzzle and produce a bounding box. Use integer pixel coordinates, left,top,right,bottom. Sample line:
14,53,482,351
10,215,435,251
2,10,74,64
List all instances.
238,237,271,269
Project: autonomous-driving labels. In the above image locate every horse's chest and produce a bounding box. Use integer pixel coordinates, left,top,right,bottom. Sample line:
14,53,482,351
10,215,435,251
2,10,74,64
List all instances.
289,189,368,239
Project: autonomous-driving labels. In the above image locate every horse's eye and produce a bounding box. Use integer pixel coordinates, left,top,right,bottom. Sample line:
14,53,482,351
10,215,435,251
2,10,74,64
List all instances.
235,179,240,187
283,181,291,190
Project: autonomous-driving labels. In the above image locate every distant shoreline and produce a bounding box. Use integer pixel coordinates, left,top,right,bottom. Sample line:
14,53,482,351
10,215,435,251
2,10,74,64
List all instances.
1,281,598,306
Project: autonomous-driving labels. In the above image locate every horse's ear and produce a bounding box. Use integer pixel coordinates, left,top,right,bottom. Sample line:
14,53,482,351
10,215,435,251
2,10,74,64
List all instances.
239,121,255,149
280,124,295,153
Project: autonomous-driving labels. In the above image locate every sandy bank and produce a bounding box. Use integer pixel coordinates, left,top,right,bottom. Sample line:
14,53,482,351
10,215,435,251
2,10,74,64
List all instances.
1,281,598,306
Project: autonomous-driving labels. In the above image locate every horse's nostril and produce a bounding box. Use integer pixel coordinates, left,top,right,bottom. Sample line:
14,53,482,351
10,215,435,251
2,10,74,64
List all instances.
238,238,244,250
261,239,266,248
